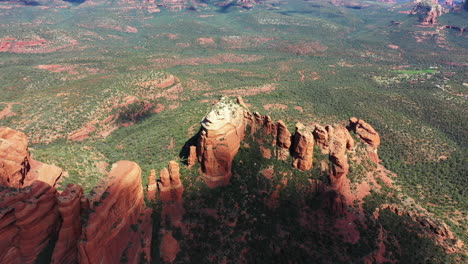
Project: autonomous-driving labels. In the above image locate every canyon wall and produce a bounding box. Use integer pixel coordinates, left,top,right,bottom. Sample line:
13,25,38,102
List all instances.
0,127,152,264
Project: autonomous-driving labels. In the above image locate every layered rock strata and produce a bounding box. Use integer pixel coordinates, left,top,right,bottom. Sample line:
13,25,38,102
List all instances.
0,181,60,264
52,184,84,264
78,161,152,264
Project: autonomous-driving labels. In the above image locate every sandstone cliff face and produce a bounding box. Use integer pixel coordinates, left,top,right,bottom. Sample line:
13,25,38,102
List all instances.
0,127,31,187
0,126,63,188
197,97,246,188
78,161,152,264
0,181,60,264
291,123,315,171
52,184,83,264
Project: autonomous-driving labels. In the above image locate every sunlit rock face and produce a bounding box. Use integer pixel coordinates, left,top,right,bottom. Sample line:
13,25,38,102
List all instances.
197,97,246,188
349,117,381,163
0,126,62,188
78,161,152,264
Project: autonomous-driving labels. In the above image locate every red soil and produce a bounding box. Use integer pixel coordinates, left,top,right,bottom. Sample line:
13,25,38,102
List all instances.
0,102,20,119
263,103,288,111
198,37,216,45
204,83,276,97
148,53,264,69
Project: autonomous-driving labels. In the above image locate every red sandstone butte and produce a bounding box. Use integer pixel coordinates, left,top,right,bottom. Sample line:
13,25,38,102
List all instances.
197,97,245,188
78,161,152,264
52,184,83,264
0,181,60,264
327,125,354,185
292,123,315,171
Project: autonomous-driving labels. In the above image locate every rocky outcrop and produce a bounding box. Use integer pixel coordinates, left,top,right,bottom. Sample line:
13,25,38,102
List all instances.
158,161,185,262
52,184,83,264
291,123,315,171
0,126,31,187
197,96,246,188
327,125,354,185
0,181,60,264
187,145,197,168
381,204,464,253
78,161,152,264
0,126,63,188
411,0,444,25
275,120,291,160
313,124,329,153
276,120,291,149
147,169,157,202
349,117,380,163
158,161,184,202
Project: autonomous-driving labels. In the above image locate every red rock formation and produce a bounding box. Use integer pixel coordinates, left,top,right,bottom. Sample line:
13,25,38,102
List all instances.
244,111,277,142
78,161,152,264
158,161,185,262
349,117,380,148
187,145,197,168
327,125,354,186
52,184,83,264
197,97,245,188
0,181,60,264
411,0,444,25
0,126,62,188
292,123,315,171
276,120,291,149
157,161,184,202
381,204,464,253
160,231,180,263
275,120,291,160
349,117,380,163
147,169,157,202
313,124,329,153
0,126,30,187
